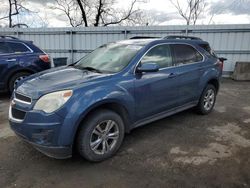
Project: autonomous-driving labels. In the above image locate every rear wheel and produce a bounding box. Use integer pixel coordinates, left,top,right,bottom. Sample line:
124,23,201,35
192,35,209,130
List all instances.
8,72,31,93
196,84,217,115
77,109,125,162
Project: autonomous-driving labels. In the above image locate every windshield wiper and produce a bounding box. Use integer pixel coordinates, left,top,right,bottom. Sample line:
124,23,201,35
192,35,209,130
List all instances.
74,66,103,73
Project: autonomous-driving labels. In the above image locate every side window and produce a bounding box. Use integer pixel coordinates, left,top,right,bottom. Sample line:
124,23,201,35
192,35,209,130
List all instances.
0,42,10,54
7,42,31,53
141,44,173,69
199,44,217,58
172,44,203,65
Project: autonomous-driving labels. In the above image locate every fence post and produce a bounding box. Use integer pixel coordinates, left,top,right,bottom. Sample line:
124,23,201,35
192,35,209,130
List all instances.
16,29,19,38
70,29,74,64
185,25,188,36
124,28,127,39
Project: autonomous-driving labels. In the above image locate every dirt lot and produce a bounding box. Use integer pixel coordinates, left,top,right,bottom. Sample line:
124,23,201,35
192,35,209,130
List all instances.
0,79,250,188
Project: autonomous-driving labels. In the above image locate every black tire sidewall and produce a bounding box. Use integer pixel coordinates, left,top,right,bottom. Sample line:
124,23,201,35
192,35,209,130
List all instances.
197,84,217,115
77,109,125,162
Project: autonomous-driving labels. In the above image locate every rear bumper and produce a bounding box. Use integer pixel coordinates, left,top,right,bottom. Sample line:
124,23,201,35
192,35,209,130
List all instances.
13,128,72,159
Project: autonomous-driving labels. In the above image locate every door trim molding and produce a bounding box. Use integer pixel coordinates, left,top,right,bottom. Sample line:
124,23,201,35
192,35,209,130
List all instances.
132,101,198,129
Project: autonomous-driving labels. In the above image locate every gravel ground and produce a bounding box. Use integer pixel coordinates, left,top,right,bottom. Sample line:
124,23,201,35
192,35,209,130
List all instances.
0,78,250,188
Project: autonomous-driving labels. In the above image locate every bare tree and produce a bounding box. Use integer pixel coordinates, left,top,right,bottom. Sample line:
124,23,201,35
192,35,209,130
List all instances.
0,0,32,27
169,0,206,25
51,0,144,27
49,0,84,27
75,0,88,26
96,0,139,26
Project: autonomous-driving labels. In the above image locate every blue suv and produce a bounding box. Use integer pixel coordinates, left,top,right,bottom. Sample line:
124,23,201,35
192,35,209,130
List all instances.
0,36,51,92
9,36,223,161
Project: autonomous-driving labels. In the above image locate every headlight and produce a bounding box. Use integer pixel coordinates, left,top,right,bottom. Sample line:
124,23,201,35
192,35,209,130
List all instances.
34,90,73,113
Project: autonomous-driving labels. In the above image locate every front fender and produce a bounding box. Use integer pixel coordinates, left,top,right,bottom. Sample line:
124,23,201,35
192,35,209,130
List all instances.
56,84,135,146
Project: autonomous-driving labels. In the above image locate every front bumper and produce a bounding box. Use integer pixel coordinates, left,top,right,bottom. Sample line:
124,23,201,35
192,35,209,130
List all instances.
34,144,71,159
9,100,73,159
8,91,80,159
10,121,72,159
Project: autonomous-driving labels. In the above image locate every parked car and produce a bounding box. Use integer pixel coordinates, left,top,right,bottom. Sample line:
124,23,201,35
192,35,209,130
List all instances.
9,35,223,162
0,36,51,92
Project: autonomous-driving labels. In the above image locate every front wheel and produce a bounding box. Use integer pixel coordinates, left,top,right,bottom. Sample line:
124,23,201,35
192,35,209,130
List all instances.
196,84,217,115
77,109,125,162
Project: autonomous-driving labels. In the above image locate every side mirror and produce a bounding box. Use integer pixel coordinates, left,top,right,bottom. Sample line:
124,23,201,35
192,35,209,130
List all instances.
219,57,227,62
136,62,159,73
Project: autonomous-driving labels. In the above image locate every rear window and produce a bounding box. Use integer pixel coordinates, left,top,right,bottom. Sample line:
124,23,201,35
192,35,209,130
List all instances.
172,44,203,65
7,42,31,53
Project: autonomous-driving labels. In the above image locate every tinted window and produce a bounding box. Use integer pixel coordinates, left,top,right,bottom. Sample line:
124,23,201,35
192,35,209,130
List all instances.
0,42,10,54
172,44,203,65
7,42,31,53
141,44,173,68
199,44,217,58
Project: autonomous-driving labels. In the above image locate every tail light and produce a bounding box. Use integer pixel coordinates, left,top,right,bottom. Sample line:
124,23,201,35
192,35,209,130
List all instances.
218,57,227,70
218,60,224,70
39,54,50,63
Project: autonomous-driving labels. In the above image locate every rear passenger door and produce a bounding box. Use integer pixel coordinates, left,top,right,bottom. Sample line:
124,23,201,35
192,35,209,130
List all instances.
170,44,204,106
0,41,33,88
6,41,33,64
0,42,13,86
4,41,34,70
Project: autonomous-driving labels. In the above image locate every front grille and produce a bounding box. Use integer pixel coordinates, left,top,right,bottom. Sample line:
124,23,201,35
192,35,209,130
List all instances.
15,92,32,103
11,107,26,120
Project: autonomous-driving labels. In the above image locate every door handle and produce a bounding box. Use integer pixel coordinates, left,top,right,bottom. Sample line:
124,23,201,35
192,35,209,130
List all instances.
168,72,179,78
6,58,16,62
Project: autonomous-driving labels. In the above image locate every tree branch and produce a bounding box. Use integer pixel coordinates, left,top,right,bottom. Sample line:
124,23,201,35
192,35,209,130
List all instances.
103,0,138,26
76,0,88,26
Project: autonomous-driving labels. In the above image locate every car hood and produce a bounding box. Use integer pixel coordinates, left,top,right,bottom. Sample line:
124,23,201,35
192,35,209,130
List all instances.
16,66,111,99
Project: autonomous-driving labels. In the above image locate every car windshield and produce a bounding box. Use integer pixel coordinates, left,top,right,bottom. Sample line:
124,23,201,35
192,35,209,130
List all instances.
74,43,142,73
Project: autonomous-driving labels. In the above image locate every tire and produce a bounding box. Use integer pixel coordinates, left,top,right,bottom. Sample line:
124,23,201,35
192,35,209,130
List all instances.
196,84,217,115
77,109,125,162
8,72,31,93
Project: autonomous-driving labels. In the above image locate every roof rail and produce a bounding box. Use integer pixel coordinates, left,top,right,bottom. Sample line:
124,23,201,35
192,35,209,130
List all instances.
164,35,202,40
0,35,19,40
130,36,160,39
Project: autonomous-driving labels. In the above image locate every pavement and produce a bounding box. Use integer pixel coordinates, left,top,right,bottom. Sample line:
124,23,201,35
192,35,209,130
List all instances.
0,78,250,188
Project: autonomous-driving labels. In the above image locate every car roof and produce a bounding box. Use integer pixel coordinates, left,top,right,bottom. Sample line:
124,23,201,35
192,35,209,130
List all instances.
116,36,209,46
0,36,32,44
116,39,158,46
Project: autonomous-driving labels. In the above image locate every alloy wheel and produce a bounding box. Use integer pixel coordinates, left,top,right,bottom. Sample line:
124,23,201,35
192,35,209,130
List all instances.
90,120,119,155
14,76,27,88
203,89,215,111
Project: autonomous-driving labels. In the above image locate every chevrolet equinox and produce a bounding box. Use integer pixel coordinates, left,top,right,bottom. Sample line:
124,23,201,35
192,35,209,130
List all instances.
9,36,223,162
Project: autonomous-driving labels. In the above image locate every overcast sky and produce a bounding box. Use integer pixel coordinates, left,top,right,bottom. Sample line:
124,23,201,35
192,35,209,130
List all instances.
0,0,250,27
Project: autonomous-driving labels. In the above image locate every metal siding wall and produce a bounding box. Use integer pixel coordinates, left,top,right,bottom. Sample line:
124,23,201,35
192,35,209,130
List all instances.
1,24,250,74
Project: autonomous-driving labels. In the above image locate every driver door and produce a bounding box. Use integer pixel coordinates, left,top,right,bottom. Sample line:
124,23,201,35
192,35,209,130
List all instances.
134,44,181,120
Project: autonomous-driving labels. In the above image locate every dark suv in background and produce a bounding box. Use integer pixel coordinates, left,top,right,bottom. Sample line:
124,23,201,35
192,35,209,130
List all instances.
0,36,51,92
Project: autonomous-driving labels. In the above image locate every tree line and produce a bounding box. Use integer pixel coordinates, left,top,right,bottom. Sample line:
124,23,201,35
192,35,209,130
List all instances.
0,0,208,28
